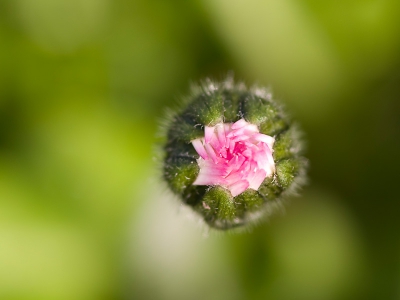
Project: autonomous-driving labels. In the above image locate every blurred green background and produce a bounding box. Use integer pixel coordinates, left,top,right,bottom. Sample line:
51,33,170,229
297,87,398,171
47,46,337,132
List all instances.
1,0,400,299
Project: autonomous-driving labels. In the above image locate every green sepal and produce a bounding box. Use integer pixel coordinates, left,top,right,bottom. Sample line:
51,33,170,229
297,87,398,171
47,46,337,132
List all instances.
164,140,198,159
234,189,265,214
245,98,288,136
276,158,300,189
163,156,199,194
242,94,286,133
196,186,236,225
167,114,204,143
258,175,283,201
183,92,224,127
242,94,271,125
259,118,289,137
181,185,207,206
222,89,247,123
273,128,296,161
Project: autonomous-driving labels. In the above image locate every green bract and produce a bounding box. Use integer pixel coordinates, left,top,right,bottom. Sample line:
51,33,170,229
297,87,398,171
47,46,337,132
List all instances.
162,78,307,230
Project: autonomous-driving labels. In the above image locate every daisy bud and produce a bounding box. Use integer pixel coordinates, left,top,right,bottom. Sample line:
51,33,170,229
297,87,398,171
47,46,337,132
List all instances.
162,77,307,230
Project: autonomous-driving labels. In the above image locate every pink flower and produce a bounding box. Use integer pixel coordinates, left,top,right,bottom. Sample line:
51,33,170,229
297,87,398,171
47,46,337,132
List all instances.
191,119,275,197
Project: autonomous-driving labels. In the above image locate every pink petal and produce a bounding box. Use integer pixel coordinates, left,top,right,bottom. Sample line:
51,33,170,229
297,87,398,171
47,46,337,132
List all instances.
254,133,275,148
248,169,266,190
219,146,227,158
240,160,251,173
191,119,275,196
204,126,215,143
209,133,221,152
224,124,231,147
205,143,219,163
216,124,226,146
232,119,248,129
192,139,208,159
230,134,251,143
224,169,245,185
230,124,257,137
244,124,258,133
193,173,223,186
267,153,275,170
264,153,275,176
241,149,253,158
229,180,249,197
260,143,275,170
228,139,235,152
197,162,230,177
226,155,246,175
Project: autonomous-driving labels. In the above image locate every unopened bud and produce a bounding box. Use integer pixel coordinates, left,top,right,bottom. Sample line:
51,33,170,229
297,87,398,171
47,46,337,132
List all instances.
162,77,307,230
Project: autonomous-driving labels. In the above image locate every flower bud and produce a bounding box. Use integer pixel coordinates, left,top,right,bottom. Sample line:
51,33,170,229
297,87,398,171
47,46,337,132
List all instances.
162,77,307,230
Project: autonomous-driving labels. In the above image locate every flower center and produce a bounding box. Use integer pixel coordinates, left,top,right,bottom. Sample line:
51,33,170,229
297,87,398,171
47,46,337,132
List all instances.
191,119,275,196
